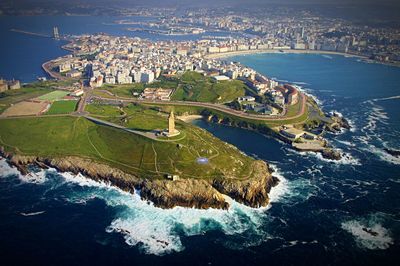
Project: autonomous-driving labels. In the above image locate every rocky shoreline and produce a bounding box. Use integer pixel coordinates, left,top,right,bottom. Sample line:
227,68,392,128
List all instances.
0,148,279,210
199,111,351,161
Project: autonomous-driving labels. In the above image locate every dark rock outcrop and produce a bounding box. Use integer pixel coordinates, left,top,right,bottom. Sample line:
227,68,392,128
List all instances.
140,179,229,210
212,161,279,208
326,113,351,133
321,148,342,160
384,148,400,158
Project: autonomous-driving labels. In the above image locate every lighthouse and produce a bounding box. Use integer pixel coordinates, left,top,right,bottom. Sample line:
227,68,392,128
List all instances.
168,111,176,134
166,110,180,137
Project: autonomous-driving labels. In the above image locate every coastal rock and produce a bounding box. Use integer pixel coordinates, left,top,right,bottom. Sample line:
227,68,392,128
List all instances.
212,161,279,208
41,157,141,192
321,149,342,160
0,150,277,210
140,179,229,209
327,113,351,132
384,148,400,158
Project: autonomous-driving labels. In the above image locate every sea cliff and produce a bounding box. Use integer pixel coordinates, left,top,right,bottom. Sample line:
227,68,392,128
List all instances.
0,148,279,210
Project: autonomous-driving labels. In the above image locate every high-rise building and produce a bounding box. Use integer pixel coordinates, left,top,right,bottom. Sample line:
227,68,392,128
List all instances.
53,27,60,40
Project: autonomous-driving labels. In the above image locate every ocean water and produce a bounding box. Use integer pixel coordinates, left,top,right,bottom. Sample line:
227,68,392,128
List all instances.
1,17,400,265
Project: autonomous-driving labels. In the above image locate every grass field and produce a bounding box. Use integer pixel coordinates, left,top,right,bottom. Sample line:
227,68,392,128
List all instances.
0,116,255,180
172,72,249,103
47,100,78,114
37,90,69,101
86,103,124,117
87,103,170,131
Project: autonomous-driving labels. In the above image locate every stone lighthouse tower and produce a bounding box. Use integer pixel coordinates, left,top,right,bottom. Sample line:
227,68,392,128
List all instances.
168,111,176,134
166,110,180,137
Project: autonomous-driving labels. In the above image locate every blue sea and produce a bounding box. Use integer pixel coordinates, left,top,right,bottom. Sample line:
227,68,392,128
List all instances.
1,16,400,266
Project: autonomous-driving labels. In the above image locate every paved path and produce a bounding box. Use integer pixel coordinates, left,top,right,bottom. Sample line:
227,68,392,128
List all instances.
84,115,185,142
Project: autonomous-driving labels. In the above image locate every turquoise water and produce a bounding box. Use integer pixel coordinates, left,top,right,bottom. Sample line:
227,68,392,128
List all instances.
1,18,400,265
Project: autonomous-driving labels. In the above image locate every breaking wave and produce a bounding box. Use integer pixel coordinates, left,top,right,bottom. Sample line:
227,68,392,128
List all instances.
369,95,400,102
0,158,20,178
341,214,394,250
59,170,289,256
268,164,290,203
19,169,47,184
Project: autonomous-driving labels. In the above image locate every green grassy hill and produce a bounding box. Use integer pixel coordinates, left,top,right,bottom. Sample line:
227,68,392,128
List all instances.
172,72,249,103
0,114,255,180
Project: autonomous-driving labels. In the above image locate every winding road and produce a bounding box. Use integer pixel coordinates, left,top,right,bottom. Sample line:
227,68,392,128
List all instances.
91,90,308,122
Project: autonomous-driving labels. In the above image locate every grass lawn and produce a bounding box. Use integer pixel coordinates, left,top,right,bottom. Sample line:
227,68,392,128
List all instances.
47,100,78,114
101,83,145,97
285,97,303,117
86,103,124,117
171,72,249,103
38,90,69,101
0,116,256,180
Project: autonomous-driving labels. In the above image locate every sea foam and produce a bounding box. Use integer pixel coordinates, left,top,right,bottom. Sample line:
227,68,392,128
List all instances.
341,215,394,250
0,158,20,178
58,171,287,256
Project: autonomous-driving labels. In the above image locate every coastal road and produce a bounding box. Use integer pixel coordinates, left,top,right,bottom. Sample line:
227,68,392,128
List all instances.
42,61,69,81
91,92,308,122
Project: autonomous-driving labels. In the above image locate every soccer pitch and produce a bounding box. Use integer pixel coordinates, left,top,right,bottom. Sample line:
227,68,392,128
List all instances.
47,100,78,114
38,90,69,101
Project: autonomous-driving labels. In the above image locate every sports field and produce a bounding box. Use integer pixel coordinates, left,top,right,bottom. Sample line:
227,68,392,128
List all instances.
0,101,49,117
47,100,78,114
37,90,69,101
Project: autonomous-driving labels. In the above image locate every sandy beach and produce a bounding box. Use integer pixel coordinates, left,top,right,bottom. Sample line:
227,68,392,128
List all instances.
204,49,367,60
177,114,203,122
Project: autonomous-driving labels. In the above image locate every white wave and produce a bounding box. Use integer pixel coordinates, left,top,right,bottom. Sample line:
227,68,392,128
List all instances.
20,211,45,216
0,158,21,178
314,151,361,166
335,140,356,147
347,118,357,132
370,95,400,102
58,171,282,256
322,55,333,60
362,104,389,133
292,149,361,166
275,78,290,83
291,81,308,85
360,146,400,165
268,164,290,204
19,169,47,184
61,172,113,188
341,217,394,250
292,85,324,106
329,110,343,118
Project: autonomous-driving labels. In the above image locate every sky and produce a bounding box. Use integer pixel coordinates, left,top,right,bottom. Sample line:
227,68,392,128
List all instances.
5,0,400,7
2,0,400,21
